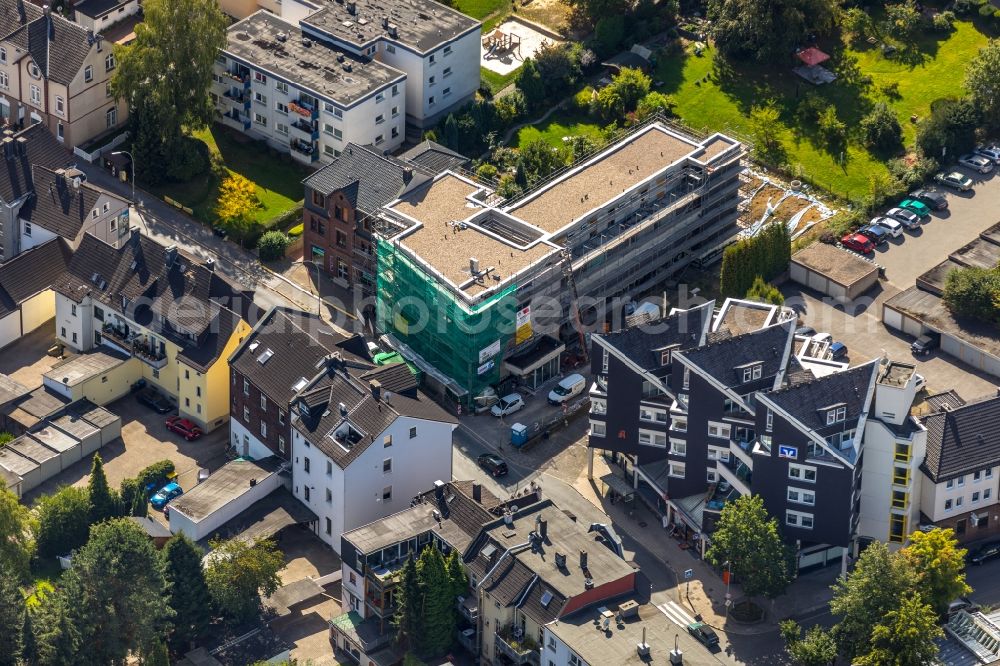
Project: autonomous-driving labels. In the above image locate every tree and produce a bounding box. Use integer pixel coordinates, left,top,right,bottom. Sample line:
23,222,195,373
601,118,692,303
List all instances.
119,477,148,519
745,276,785,305
442,114,459,149
830,541,913,660
965,39,1000,130
445,548,468,601
566,0,629,26
916,97,980,159
163,534,212,649
602,67,651,116
748,103,784,160
855,592,942,666
635,91,675,121
593,15,625,56
87,454,118,525
0,562,23,666
780,620,836,666
705,495,792,601
61,519,172,665
205,537,283,623
475,163,499,183
942,265,1000,323
33,595,79,666
534,43,582,95
497,174,521,199
860,103,903,153
416,547,455,657
0,431,13,445
720,223,791,297
515,59,546,110
21,606,38,666
708,0,837,62
883,1,923,45
257,231,291,262
111,0,227,181
146,641,170,666
34,485,91,559
842,7,876,44
216,173,262,246
518,140,567,187
901,528,971,617
817,106,846,147
0,480,34,580
394,555,424,651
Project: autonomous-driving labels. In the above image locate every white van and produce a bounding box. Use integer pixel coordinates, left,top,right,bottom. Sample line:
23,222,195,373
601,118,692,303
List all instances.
548,373,586,405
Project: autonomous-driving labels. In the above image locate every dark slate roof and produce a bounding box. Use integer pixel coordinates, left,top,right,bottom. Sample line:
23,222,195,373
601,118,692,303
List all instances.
921,394,1000,483
72,0,127,18
291,354,456,469
924,390,966,414
229,307,358,405
763,360,878,437
53,233,248,372
20,166,105,239
399,140,471,176
520,576,567,626
302,143,427,213
0,237,69,317
359,363,418,397
679,319,795,390
0,123,73,205
0,1,41,39
25,10,93,86
598,301,714,372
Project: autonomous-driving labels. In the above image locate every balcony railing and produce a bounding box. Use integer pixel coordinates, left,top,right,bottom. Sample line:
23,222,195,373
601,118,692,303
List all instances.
495,627,539,665
290,140,315,158
222,70,249,85
289,99,317,119
457,595,478,623
101,325,168,369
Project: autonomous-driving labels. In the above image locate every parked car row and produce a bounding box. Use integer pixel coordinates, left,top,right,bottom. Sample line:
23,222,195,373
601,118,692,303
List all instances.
839,190,947,255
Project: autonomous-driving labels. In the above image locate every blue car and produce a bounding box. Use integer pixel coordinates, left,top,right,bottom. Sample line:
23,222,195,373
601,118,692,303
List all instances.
858,224,889,246
150,482,182,510
829,342,848,360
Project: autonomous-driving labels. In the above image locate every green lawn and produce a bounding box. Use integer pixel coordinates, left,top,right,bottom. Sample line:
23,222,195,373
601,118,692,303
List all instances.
652,19,993,199
451,0,508,20
481,66,520,94
515,112,604,149
148,125,308,227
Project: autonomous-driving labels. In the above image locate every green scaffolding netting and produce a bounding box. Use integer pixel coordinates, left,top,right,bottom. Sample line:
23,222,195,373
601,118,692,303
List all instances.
376,239,517,401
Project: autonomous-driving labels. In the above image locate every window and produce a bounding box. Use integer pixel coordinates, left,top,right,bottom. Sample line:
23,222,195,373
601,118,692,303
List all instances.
986,488,993,500
889,514,907,543
895,443,911,463
304,486,310,501
254,71,267,84
385,44,395,53
893,466,910,486
989,468,995,479
945,499,953,511
254,91,267,104
0,47,5,63
668,462,686,478
660,349,672,365
443,87,452,97
243,406,250,422
253,113,266,126
84,65,93,82
29,85,40,104
260,421,267,438
787,487,816,506
278,436,286,454
786,510,814,529
444,45,452,55
957,496,964,507
105,53,115,72
0,72,7,89
766,409,773,432
106,82,112,98
55,96,64,115
428,96,435,106
789,463,817,483
670,440,687,456
391,127,399,138
382,486,392,501
72,332,78,344
196,387,201,397
444,66,452,77
707,422,731,439
323,122,334,136
334,128,343,140
707,469,718,483
826,405,847,425
380,434,392,448
326,488,332,503
590,421,606,437
335,230,347,248
276,101,289,114
638,430,666,448
892,490,908,509
375,92,384,103
946,479,954,490
670,418,687,433
21,221,31,237
742,364,763,382
106,107,117,128
602,349,609,373
409,426,417,439
374,134,384,145
429,54,436,64
326,460,332,476
325,517,332,535
28,62,39,77
975,470,983,482
70,303,77,316
973,491,981,503
276,81,288,94
391,106,399,118
639,407,666,422
958,476,966,487
429,75,436,86
275,122,289,136
303,457,310,473
383,458,392,473
278,410,285,425
243,379,250,396
375,113,384,124
392,84,399,96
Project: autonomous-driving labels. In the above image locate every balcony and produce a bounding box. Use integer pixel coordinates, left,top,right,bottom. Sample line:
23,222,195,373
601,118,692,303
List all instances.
457,627,477,653
100,324,134,355
290,118,318,141
289,139,316,161
717,457,752,497
495,627,539,665
222,69,249,85
729,438,756,469
223,89,246,104
457,595,478,623
132,339,168,370
221,110,250,132
289,98,318,119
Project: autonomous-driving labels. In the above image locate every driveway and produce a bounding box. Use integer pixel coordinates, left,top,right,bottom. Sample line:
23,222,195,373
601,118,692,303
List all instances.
0,322,63,389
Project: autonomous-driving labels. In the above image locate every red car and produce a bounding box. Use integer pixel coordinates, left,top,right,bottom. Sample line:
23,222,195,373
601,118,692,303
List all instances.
165,416,203,441
841,233,874,254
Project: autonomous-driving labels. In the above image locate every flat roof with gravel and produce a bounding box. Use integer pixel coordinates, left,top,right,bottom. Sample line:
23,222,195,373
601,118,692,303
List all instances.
791,243,879,287
170,457,282,524
885,286,1000,360
505,124,700,233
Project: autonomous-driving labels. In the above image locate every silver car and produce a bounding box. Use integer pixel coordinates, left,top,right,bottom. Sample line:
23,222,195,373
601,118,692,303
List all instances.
958,154,994,173
873,216,903,238
885,207,920,230
974,144,1000,164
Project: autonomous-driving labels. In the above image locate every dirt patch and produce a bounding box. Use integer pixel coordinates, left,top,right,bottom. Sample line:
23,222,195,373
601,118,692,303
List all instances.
748,184,785,224
798,207,826,228
518,0,573,34
771,196,811,222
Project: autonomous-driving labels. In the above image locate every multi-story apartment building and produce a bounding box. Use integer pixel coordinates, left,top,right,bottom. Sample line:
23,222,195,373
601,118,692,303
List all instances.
214,11,407,166
0,0,128,148
51,232,253,432
301,143,427,291
587,298,944,571
373,120,746,404
215,0,481,130
0,122,75,261
227,305,368,460
288,348,456,552
336,482,634,666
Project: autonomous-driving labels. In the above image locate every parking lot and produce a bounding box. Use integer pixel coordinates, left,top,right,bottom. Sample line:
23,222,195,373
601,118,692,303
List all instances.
0,323,64,389
785,159,1000,401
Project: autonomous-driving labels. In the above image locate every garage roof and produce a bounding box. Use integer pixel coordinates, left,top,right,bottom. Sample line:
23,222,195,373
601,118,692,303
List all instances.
791,243,878,288
170,457,282,525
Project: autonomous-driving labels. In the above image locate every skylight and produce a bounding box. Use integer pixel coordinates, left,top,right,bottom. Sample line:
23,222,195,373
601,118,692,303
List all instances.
257,348,274,365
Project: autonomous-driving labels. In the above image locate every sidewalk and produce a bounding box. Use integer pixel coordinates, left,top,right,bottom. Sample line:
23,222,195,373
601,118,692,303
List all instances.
572,456,837,635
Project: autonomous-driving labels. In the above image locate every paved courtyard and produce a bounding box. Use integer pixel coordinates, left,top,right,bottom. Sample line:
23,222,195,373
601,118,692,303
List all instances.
481,18,562,76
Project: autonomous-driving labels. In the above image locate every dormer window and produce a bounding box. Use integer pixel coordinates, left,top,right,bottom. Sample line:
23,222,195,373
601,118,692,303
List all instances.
298,401,310,418
825,405,847,425
741,363,763,383
658,344,679,367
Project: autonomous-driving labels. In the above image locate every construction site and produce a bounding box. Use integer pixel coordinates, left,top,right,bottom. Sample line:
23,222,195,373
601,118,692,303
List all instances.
374,118,747,406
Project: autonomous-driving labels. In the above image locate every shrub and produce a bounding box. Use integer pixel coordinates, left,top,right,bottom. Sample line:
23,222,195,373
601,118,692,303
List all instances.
136,460,175,495
475,163,499,183
258,231,291,261
593,15,625,56
636,91,675,120
573,86,596,113
495,90,527,126
860,103,903,152
287,223,304,237
745,276,785,305
953,0,973,13
979,3,997,17
497,173,521,199
931,11,954,31
817,105,847,145
888,155,940,188
166,136,211,182
515,59,546,109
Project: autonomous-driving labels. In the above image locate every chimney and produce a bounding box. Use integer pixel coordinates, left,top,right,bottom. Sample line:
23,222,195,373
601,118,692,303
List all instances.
16,0,25,23
382,16,389,28
15,136,26,156
579,549,588,570
346,1,356,13
370,379,382,401
403,166,413,182
54,168,66,187
2,137,13,161
205,258,215,272
996,386,1000,397
538,515,547,541
555,552,566,569
434,479,445,500
469,257,479,274
388,24,398,39
338,401,347,416
250,478,257,487
165,244,178,267
472,482,482,503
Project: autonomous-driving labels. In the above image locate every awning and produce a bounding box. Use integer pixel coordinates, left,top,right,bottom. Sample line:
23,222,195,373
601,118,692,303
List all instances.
503,336,565,375
600,472,635,498
796,47,830,67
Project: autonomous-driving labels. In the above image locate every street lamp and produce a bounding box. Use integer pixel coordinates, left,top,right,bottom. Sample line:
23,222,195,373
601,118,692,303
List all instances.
302,259,323,316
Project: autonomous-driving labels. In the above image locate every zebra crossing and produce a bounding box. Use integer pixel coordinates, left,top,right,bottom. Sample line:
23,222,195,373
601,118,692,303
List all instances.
657,600,698,628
